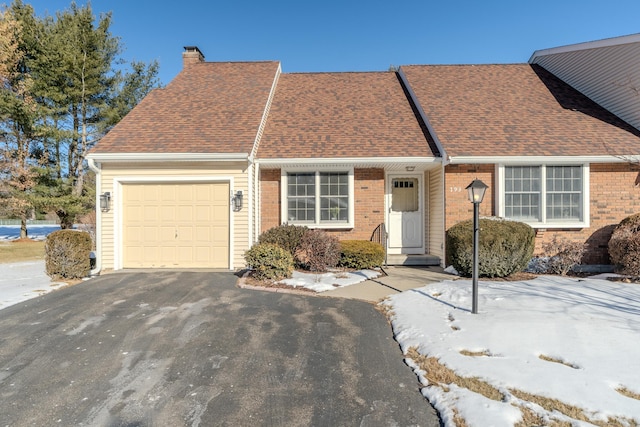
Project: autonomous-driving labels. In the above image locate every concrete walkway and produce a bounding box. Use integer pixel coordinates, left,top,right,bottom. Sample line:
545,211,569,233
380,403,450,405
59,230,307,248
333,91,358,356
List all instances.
323,265,456,302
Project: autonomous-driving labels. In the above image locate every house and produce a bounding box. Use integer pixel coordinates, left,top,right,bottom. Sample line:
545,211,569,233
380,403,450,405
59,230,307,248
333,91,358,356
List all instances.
87,35,640,273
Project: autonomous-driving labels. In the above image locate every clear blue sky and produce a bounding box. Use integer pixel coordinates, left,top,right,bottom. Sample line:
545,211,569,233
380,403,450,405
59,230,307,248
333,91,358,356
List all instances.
18,0,640,85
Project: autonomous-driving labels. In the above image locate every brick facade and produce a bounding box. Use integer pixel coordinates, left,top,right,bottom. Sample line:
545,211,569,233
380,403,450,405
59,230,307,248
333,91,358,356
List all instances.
444,163,640,265
259,168,385,240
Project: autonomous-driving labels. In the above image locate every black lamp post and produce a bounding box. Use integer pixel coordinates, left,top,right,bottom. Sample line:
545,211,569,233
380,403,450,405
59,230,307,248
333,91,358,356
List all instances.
465,179,488,314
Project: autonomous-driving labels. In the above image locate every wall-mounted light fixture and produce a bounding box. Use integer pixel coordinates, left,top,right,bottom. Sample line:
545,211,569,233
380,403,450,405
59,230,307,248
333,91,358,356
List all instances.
232,190,243,212
99,192,111,212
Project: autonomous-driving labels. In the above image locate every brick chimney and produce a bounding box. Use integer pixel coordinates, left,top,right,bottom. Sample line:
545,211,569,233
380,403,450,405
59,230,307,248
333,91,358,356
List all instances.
183,46,205,68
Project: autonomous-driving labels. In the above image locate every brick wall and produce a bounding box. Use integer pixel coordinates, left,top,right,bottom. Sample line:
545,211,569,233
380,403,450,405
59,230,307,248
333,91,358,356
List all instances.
259,168,385,240
260,168,281,233
445,163,640,265
444,164,495,230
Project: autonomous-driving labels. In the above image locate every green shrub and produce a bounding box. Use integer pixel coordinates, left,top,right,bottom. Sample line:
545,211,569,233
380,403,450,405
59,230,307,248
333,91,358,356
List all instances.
258,224,308,260
45,230,92,280
609,213,640,276
245,243,294,280
542,235,585,275
338,240,385,269
446,218,535,278
296,230,341,272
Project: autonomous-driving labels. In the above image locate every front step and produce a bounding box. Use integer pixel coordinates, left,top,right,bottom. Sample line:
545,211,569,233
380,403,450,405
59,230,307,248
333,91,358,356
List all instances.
386,254,441,266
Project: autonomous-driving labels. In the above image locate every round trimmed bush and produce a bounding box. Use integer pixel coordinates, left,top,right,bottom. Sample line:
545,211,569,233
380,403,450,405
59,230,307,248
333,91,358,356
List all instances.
446,217,535,278
45,230,92,279
338,240,385,269
609,213,640,276
245,243,294,280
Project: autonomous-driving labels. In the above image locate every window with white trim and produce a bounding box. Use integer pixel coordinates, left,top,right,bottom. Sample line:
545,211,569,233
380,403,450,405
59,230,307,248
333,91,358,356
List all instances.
500,164,588,227
283,170,354,228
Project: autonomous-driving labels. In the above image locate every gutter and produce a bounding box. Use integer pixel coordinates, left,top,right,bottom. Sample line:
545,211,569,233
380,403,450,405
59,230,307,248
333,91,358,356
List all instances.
87,158,102,276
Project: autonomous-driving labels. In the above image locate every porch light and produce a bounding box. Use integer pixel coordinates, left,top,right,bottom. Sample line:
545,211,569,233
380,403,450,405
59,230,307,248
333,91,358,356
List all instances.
465,179,488,314
232,190,243,212
405,166,415,172
100,192,111,212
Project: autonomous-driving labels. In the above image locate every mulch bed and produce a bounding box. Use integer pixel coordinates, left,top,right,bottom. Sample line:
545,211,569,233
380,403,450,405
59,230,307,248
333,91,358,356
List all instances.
241,273,316,293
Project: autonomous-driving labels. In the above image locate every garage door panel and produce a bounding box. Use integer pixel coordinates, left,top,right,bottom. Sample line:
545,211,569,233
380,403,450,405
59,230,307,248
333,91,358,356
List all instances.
123,182,229,268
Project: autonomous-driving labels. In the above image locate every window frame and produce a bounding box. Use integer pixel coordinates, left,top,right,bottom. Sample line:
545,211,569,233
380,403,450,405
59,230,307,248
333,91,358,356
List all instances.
280,168,355,229
497,163,590,229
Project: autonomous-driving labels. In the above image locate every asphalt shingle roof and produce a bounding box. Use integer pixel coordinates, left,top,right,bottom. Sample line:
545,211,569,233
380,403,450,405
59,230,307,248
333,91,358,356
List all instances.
257,72,437,159
92,61,280,154
400,64,640,158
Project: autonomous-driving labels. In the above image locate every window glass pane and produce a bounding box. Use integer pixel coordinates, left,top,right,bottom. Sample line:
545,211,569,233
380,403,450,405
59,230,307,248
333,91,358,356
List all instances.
287,173,316,222
288,172,349,224
504,167,541,221
320,172,348,222
546,166,582,221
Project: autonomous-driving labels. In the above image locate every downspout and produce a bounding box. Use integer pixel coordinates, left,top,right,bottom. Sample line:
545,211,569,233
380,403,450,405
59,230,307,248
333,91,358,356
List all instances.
87,158,102,275
254,160,260,243
247,155,254,248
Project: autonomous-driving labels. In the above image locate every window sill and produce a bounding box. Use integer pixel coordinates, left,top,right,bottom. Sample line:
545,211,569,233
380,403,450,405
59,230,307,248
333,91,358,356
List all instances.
521,221,589,230
288,222,354,230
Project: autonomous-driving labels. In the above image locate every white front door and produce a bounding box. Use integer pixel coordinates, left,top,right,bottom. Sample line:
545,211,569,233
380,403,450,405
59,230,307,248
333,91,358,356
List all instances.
387,175,424,254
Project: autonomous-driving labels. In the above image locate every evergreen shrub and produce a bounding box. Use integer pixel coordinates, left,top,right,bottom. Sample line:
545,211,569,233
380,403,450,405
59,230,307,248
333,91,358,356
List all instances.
609,213,640,276
446,218,534,278
245,243,294,280
338,240,385,269
45,230,92,279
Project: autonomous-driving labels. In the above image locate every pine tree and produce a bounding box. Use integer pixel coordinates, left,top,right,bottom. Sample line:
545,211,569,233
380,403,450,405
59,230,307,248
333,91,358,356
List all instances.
0,4,42,238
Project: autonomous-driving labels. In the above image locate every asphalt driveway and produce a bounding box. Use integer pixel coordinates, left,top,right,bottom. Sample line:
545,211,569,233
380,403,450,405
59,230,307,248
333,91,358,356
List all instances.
0,271,439,426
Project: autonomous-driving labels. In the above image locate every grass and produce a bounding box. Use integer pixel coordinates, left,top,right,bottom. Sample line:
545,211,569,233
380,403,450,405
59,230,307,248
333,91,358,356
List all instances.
509,388,638,427
406,346,639,427
617,386,640,401
0,240,45,263
538,354,580,369
406,347,504,401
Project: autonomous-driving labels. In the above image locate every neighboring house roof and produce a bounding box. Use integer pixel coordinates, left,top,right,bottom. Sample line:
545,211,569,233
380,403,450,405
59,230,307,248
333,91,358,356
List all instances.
530,33,640,132
257,72,439,161
91,61,280,155
400,63,640,161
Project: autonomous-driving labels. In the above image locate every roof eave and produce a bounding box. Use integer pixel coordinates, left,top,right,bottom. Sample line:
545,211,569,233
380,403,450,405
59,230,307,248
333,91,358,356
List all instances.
257,156,441,171
529,33,640,63
448,155,640,165
86,152,250,162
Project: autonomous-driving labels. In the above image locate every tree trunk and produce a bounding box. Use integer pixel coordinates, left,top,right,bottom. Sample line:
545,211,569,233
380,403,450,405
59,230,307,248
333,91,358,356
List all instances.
20,216,28,239
57,210,73,229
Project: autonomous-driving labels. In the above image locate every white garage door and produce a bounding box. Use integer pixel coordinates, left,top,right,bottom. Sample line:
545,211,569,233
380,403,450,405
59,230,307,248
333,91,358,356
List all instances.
122,182,230,268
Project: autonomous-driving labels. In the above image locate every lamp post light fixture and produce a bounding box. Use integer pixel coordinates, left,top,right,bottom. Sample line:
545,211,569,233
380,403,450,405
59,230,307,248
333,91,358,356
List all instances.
465,179,488,314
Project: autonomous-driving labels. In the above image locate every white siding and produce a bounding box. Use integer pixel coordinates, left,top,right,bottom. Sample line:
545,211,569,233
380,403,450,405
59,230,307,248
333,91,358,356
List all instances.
531,39,640,131
98,162,249,271
428,167,445,263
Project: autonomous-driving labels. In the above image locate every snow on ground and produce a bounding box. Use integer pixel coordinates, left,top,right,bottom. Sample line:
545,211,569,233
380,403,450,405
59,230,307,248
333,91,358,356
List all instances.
0,261,65,310
0,224,61,241
278,269,380,292
384,276,640,426
0,225,66,310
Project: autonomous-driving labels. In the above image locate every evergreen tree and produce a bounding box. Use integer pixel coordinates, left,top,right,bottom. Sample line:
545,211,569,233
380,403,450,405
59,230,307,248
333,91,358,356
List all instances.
1,1,161,229
0,4,42,238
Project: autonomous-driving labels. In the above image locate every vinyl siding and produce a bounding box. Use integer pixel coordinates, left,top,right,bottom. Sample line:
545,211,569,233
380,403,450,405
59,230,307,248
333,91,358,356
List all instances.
97,161,249,271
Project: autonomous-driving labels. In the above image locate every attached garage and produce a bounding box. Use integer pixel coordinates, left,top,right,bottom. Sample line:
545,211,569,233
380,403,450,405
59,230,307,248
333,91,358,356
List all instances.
121,181,230,269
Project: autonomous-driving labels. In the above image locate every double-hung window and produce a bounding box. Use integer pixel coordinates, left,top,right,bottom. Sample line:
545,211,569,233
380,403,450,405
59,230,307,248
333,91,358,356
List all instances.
500,164,588,228
283,169,354,228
